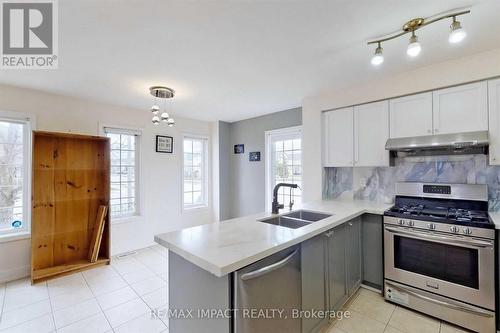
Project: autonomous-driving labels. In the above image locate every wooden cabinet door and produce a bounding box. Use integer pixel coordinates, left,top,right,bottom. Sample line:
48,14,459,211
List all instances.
489,78,500,165
323,108,353,167
301,234,328,333
354,101,389,167
327,225,347,311
432,81,488,135
389,92,433,138
346,218,362,296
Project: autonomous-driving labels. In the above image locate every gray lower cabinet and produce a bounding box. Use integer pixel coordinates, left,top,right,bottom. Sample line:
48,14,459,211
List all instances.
327,224,348,311
301,234,328,333
301,217,369,333
346,217,362,296
361,214,383,289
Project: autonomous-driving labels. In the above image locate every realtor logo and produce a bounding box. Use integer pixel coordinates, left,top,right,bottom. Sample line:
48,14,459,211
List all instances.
1,0,58,69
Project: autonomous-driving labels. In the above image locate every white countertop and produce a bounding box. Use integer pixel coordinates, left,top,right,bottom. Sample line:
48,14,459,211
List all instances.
154,199,391,277
488,211,500,230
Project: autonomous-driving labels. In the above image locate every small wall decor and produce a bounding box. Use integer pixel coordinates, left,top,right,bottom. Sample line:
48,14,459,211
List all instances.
234,144,244,154
156,135,173,153
249,152,261,162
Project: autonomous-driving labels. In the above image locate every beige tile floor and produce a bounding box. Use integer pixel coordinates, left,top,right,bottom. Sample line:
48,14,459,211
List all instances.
0,245,473,333
324,288,472,333
0,245,168,333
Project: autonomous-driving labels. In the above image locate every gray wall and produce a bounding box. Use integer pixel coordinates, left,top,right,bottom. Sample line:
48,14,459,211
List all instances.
219,108,302,220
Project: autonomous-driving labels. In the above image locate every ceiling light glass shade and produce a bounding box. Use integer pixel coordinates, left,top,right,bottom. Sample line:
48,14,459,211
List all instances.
371,45,384,66
407,34,421,57
160,112,170,122
151,104,160,115
167,118,175,127
152,115,160,125
449,20,466,44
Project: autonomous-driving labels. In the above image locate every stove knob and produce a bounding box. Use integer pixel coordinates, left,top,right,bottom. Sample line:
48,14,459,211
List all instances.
427,223,436,230
462,227,472,235
407,220,414,227
398,219,405,226
450,226,459,233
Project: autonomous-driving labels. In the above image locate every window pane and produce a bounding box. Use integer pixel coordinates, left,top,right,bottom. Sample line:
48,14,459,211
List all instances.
184,181,192,192
184,140,192,153
106,131,139,218
184,192,193,205
193,192,202,204
0,120,26,234
120,182,135,199
183,137,207,208
269,131,302,211
108,134,120,149
121,135,135,150
120,150,135,166
193,140,202,154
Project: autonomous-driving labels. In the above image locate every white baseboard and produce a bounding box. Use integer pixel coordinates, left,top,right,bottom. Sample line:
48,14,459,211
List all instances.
0,265,30,284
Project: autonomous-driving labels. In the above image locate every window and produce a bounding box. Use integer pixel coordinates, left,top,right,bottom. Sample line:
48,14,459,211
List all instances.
183,136,208,209
104,127,141,219
266,127,302,210
0,116,31,236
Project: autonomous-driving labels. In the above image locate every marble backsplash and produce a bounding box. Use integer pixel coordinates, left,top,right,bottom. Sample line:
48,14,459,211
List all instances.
322,155,500,211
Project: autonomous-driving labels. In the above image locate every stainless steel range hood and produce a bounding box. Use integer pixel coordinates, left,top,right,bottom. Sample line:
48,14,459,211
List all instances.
385,130,489,157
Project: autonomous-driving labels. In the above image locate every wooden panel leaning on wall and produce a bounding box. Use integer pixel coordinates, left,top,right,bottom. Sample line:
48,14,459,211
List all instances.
31,131,111,284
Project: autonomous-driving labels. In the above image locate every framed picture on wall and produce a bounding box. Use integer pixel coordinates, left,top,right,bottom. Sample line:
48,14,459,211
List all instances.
234,144,244,154
249,152,260,161
156,135,173,153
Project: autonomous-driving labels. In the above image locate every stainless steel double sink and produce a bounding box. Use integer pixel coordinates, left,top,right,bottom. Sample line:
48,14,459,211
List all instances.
258,210,332,229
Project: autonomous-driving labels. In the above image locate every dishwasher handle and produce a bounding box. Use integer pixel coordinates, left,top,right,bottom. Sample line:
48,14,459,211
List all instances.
240,250,298,281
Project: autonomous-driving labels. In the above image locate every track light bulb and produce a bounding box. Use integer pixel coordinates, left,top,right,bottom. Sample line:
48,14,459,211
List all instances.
371,44,384,66
449,18,466,44
407,32,421,57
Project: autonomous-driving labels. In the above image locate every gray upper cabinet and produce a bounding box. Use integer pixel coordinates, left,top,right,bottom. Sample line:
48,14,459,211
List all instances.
327,224,348,311
346,217,362,296
301,234,328,333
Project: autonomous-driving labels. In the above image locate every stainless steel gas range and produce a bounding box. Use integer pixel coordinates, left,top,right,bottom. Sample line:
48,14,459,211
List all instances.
383,182,496,333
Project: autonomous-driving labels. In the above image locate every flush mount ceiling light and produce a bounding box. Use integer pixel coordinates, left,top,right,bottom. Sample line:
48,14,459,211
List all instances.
368,8,470,66
149,86,175,127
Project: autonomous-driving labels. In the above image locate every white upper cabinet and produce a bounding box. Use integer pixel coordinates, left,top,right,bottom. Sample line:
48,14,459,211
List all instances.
488,78,500,165
389,92,433,138
432,82,488,135
323,107,353,167
354,101,389,167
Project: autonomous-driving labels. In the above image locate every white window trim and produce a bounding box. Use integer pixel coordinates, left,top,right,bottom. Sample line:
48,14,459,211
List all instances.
264,126,302,212
0,110,36,243
181,134,209,212
100,123,144,224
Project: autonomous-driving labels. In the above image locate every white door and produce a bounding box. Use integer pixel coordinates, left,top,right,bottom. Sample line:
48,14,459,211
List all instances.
432,81,488,135
323,107,353,167
389,92,433,138
354,101,389,167
488,78,500,165
265,127,302,211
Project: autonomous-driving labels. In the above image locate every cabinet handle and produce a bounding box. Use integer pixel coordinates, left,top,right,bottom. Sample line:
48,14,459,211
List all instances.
434,128,439,133
427,129,432,134
325,231,334,238
348,222,353,227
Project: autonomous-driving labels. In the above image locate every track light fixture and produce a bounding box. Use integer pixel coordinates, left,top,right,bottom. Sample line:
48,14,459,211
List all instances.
367,8,470,66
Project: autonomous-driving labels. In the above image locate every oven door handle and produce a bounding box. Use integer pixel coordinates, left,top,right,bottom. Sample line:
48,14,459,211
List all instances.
386,282,494,318
384,226,494,248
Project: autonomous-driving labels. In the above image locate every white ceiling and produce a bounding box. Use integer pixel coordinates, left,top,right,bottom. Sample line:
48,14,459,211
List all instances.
1,0,500,122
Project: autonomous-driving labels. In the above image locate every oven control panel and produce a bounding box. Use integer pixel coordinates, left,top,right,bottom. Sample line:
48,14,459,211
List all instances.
383,216,495,240
423,184,451,195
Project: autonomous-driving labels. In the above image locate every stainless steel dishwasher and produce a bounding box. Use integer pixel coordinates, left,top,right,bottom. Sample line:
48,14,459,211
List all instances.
233,246,301,333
